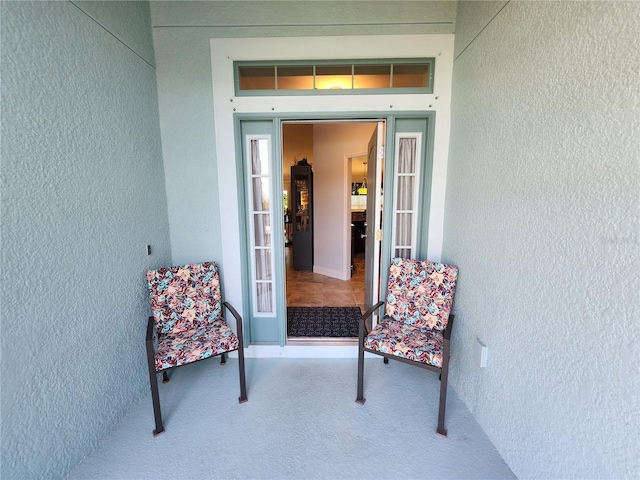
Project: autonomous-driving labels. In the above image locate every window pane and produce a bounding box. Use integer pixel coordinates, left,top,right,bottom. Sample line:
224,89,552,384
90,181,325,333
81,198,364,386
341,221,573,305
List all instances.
255,249,272,280
395,247,411,258
395,213,412,246
253,214,271,246
278,66,313,90
236,59,433,95
252,178,270,211
397,138,417,173
396,176,414,210
354,64,391,89
256,283,273,313
392,64,429,88
251,139,269,175
315,65,352,90
239,66,275,90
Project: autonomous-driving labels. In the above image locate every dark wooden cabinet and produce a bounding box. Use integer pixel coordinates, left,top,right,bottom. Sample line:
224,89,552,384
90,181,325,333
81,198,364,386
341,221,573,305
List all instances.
352,211,366,255
291,163,313,270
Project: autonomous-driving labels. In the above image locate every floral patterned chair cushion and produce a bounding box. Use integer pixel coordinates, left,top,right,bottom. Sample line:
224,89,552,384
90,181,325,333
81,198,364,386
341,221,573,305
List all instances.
385,258,458,331
147,262,223,334
366,258,458,367
364,318,445,367
154,319,239,371
146,261,238,373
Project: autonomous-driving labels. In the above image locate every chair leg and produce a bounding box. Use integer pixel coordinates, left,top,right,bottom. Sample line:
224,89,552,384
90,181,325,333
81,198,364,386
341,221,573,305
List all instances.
237,347,248,403
145,356,165,437
146,339,165,436
220,352,227,365
150,371,165,436
383,357,389,364
436,363,449,438
162,371,169,383
356,341,366,405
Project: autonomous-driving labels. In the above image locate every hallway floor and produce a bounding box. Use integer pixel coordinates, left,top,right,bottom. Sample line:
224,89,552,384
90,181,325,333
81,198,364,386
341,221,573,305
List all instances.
286,247,366,312
69,358,515,479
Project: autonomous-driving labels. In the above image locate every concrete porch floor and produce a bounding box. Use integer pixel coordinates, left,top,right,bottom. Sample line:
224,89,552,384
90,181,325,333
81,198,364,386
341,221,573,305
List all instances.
70,358,514,479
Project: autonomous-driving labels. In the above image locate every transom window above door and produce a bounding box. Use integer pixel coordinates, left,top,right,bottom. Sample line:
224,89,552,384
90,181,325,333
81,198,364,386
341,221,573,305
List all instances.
234,59,434,96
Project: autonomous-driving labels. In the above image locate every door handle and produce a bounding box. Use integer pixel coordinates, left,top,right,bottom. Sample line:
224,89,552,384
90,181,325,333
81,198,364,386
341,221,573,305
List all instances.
361,234,367,239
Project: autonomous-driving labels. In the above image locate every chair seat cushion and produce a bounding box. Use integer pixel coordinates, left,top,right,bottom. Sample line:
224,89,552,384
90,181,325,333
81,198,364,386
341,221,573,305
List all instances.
364,317,444,368
155,319,239,371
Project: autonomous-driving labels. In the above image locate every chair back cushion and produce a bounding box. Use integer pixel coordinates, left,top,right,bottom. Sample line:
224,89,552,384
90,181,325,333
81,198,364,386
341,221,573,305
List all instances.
147,262,223,334
385,258,458,331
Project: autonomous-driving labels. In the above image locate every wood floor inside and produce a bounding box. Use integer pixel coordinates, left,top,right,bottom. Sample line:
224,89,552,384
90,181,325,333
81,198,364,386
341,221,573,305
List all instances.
285,246,365,313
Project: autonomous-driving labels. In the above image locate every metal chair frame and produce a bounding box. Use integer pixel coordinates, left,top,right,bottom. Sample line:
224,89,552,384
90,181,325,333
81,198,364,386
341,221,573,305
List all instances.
145,271,247,437
356,298,455,437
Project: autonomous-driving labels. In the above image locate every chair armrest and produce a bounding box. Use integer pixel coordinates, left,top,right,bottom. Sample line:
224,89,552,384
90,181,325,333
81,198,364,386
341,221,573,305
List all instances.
360,300,385,335
145,316,158,374
223,301,244,350
146,316,155,345
443,314,455,341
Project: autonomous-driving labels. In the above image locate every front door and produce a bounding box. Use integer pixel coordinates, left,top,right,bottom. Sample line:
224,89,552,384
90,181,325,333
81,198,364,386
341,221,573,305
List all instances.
364,122,385,324
237,115,433,347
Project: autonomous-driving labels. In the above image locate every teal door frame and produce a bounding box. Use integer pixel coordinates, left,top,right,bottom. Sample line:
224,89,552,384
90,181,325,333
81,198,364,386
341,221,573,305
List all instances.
234,111,435,347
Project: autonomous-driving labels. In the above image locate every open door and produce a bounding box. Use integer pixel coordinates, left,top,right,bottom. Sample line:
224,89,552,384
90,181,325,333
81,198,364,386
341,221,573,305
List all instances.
364,121,384,323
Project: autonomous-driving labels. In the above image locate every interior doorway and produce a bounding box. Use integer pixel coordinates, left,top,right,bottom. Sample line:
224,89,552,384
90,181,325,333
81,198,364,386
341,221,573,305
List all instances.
282,120,384,340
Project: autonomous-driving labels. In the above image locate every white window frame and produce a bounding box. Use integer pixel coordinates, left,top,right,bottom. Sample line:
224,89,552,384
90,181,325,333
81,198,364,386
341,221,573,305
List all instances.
390,132,423,258
245,134,276,316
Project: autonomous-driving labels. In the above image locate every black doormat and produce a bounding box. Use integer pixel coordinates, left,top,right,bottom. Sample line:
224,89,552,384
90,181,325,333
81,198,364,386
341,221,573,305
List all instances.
287,306,362,338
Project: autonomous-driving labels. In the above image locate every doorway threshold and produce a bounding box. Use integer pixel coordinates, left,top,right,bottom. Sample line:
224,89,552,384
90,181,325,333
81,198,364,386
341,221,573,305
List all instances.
246,342,359,358
287,337,358,347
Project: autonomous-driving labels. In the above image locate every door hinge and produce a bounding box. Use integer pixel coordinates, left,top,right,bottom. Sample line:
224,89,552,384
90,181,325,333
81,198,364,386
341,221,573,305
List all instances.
375,229,382,241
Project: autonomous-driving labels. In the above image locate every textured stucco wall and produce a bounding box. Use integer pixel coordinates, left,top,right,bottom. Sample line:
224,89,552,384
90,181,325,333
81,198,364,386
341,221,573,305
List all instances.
152,27,223,266
444,1,639,478
1,2,171,478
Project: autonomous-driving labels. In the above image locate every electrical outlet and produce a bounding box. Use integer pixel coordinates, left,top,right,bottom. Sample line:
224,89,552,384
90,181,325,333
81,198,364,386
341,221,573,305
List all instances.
475,337,488,368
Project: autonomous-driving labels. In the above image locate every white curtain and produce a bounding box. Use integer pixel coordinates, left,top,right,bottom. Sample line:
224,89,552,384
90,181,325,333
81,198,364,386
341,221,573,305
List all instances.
251,139,273,313
394,137,417,258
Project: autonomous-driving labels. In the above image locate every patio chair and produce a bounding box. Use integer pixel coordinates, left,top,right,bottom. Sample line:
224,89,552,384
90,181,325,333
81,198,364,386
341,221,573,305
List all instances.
356,257,459,437
145,261,247,436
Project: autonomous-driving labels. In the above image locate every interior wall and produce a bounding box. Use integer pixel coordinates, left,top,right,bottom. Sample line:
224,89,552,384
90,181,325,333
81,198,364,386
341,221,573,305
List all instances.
444,1,639,478
313,123,376,279
1,2,171,478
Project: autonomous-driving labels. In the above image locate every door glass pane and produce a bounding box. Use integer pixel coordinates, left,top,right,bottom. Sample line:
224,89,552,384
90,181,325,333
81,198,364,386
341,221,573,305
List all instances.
252,178,270,211
392,64,430,88
246,133,274,316
255,249,273,280
397,138,416,173
396,177,414,210
395,247,412,258
253,214,271,246
392,131,422,264
395,213,412,245
256,283,273,313
239,66,275,90
354,64,391,89
278,66,313,90
251,139,269,175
